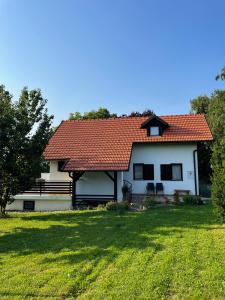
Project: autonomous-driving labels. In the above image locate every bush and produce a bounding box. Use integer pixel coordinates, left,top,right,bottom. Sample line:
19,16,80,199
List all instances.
105,201,129,211
183,195,203,205
96,204,106,211
143,196,156,210
173,192,180,205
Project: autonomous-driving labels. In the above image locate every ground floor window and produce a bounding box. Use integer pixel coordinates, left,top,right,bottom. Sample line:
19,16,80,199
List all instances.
23,201,35,211
161,164,183,181
133,164,154,180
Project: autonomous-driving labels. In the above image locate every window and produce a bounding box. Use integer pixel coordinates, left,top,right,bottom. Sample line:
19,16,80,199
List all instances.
133,164,154,180
149,126,160,136
160,164,183,181
58,160,65,172
23,201,35,211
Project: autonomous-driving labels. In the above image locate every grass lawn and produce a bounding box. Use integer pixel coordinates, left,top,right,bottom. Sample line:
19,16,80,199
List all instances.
0,204,225,299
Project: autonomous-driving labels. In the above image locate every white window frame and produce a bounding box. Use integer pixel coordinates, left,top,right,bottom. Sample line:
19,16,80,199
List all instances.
150,126,160,136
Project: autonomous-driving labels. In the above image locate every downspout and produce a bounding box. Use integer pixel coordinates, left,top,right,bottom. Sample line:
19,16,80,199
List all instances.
193,149,198,196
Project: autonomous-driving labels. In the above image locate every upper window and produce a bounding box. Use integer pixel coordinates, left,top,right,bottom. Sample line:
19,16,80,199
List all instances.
58,160,65,172
160,164,183,181
134,164,154,180
150,126,160,136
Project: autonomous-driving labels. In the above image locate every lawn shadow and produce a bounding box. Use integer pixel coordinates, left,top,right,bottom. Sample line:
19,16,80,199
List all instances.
0,204,220,298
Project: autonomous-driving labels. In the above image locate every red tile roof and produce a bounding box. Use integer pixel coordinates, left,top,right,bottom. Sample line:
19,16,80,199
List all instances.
44,114,213,171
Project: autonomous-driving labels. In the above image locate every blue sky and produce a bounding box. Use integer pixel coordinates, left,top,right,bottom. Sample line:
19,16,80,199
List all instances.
0,0,224,125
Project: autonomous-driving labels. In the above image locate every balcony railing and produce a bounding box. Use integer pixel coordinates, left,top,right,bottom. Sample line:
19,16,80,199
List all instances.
19,180,73,196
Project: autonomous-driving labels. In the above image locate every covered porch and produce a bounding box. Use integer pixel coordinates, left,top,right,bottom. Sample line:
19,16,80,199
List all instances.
70,170,123,208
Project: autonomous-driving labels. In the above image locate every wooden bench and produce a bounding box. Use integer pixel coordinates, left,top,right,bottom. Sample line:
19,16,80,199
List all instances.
174,189,190,195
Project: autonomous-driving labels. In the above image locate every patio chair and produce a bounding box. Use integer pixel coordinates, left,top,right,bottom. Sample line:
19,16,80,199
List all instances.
156,183,164,194
146,182,155,194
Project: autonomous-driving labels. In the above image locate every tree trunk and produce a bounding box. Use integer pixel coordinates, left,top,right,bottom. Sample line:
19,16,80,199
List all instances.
0,204,6,216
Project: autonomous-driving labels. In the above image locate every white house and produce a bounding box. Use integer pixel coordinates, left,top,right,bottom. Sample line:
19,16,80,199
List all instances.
7,114,213,211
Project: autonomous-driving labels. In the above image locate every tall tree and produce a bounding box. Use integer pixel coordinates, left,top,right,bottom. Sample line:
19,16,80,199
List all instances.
190,95,210,114
0,86,53,215
208,90,225,221
190,95,212,183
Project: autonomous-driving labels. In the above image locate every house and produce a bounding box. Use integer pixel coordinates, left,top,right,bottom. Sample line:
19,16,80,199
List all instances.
7,113,212,211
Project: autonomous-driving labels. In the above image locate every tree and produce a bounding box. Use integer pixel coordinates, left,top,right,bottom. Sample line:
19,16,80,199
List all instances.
190,95,210,114
208,90,225,221
0,86,53,216
69,107,117,120
69,108,154,120
215,66,225,81
127,109,154,117
190,95,212,183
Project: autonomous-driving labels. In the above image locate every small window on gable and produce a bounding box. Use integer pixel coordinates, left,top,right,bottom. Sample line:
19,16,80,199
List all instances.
58,160,65,172
150,126,160,136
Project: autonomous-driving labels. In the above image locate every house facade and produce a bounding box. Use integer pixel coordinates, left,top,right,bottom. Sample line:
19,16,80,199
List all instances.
7,114,212,211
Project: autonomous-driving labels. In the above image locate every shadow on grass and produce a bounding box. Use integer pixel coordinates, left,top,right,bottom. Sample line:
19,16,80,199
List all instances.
0,204,220,297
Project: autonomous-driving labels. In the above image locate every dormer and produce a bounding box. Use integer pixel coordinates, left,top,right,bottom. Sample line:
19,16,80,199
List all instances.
141,115,169,136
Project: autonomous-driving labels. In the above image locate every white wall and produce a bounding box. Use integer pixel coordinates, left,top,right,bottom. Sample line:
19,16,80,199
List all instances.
6,196,72,211
48,162,123,201
48,161,70,181
77,171,123,201
124,143,198,195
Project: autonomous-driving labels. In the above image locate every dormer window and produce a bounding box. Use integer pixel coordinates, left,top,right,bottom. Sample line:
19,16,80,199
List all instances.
150,126,159,136
140,114,169,137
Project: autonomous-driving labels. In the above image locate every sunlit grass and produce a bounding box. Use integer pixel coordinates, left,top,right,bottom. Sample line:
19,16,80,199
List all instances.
0,204,225,299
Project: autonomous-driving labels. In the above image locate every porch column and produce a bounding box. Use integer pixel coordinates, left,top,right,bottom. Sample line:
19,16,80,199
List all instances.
70,171,84,209
114,171,118,201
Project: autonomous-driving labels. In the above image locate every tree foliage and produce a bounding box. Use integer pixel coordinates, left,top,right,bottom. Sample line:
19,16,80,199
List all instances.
190,95,210,114
69,107,117,120
190,95,212,183
208,90,225,221
190,90,225,221
69,107,153,120
215,66,225,81
0,86,53,215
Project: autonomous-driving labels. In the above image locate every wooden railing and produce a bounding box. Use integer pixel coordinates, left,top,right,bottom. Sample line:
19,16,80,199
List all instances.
19,181,72,196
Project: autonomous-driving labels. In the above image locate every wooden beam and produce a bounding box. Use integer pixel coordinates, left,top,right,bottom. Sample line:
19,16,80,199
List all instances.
71,171,84,209
105,171,115,182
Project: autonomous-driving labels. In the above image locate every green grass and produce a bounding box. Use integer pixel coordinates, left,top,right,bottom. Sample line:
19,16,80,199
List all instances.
0,205,225,299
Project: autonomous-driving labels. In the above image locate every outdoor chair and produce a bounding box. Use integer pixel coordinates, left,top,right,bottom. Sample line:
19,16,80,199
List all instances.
146,182,155,194
156,183,164,194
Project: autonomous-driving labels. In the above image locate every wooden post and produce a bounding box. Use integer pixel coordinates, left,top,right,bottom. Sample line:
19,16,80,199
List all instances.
72,173,76,209
70,171,84,209
114,171,117,201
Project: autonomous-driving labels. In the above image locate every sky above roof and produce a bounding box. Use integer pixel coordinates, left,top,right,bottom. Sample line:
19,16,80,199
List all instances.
0,0,225,126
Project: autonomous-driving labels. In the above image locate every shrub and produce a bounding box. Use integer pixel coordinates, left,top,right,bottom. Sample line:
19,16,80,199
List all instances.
173,192,180,205
122,183,132,202
96,204,106,211
183,195,203,205
105,201,129,211
211,141,225,222
143,196,156,210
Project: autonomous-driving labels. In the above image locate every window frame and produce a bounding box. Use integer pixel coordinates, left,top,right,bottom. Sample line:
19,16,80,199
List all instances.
23,200,35,211
58,160,66,172
133,163,154,180
149,126,160,136
160,163,183,181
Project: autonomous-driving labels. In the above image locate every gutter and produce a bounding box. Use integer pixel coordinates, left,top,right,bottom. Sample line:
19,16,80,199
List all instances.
193,149,198,195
